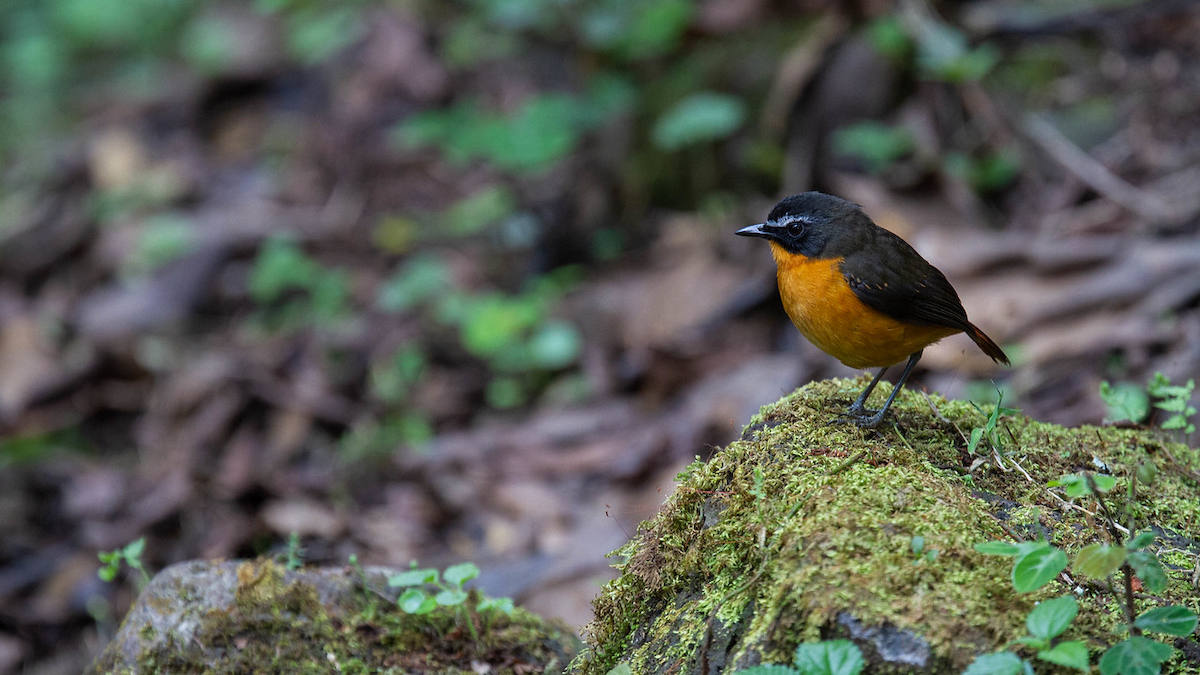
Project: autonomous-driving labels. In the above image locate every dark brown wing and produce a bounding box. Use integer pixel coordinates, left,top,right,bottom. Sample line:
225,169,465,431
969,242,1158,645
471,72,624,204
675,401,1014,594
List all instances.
836,225,972,331
835,225,1009,364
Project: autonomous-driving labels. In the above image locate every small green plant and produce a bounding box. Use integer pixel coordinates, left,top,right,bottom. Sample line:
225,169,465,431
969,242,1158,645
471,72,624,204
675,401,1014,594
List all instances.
968,393,1019,456
943,149,1020,195
1100,381,1150,424
909,535,938,564
1100,372,1195,436
376,255,584,410
98,537,151,587
971,470,1198,675
1146,373,1196,434
831,122,916,174
736,639,865,675
395,80,633,174
247,236,351,331
387,561,514,641
281,531,305,571
651,91,746,151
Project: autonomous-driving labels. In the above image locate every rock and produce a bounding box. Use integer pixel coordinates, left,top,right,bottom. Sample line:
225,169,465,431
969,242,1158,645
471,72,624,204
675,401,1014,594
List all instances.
87,559,579,674
573,378,1200,674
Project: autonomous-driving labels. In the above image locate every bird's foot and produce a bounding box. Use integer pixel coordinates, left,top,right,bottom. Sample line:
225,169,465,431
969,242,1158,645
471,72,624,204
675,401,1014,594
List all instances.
833,407,888,428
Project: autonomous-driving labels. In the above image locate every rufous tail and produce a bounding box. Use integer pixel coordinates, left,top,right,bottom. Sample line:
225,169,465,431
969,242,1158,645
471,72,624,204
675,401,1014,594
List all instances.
966,323,1010,365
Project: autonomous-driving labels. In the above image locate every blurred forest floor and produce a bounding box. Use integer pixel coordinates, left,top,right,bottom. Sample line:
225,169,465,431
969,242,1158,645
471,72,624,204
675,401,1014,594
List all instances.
3,0,1200,672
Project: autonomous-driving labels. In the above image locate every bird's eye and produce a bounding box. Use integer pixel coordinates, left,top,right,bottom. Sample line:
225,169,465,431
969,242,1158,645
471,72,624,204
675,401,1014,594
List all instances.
786,220,804,237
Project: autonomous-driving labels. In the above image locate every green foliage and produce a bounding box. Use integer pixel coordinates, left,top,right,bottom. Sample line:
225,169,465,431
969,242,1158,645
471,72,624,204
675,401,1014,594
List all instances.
864,16,912,62
1146,372,1196,434
1009,544,1068,593
387,561,514,641
963,651,1024,675
968,393,1019,456
1100,381,1151,424
395,79,635,174
943,149,1020,195
909,19,998,83
736,639,864,675
1102,372,1196,434
124,213,196,275
831,122,916,174
248,236,352,330
98,537,151,587
0,428,80,466
1048,472,1116,498
972,466,1197,675
1098,637,1176,675
909,535,937,564
652,91,746,151
339,413,433,460
376,255,583,410
580,0,694,61
282,531,305,570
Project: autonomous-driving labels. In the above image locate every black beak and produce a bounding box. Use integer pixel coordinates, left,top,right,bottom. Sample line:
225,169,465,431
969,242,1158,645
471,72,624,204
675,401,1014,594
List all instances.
735,223,770,239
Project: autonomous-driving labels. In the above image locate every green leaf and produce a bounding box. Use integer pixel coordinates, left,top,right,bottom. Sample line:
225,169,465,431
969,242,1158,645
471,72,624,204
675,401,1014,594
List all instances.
736,667,800,675
1098,636,1175,675
963,651,1024,675
398,588,436,614
1134,606,1199,637
652,92,746,150
1127,551,1168,593
910,536,925,555
443,562,480,587
435,587,468,606
974,541,1022,556
1126,530,1155,550
527,319,582,369
1050,472,1115,498
1073,544,1127,579
605,664,634,675
122,537,146,559
831,122,916,174
1026,595,1078,640
1135,461,1158,485
792,639,864,675
1099,381,1150,423
377,254,452,312
1013,546,1067,592
1037,640,1090,671
388,568,439,587
968,426,986,455
477,596,514,614
98,565,118,582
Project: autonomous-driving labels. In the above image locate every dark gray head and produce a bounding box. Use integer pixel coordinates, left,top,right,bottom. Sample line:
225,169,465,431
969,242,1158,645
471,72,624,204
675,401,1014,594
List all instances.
735,192,865,258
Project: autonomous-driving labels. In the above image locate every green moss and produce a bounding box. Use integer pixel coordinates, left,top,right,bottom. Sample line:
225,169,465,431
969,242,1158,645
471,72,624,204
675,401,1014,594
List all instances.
575,378,1200,674
93,559,579,674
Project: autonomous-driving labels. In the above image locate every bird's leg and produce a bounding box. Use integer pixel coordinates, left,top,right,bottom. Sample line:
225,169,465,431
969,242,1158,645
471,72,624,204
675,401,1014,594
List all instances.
849,351,923,428
846,367,889,415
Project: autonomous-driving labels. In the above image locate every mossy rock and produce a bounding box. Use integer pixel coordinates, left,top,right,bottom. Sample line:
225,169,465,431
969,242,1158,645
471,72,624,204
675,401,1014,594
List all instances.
574,378,1200,674
88,559,579,674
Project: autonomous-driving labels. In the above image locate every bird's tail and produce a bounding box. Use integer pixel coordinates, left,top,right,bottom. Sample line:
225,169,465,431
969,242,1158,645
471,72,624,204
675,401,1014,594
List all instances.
966,322,1010,365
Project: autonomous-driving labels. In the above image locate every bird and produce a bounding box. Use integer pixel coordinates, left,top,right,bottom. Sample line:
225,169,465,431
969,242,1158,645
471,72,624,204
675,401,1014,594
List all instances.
736,192,1009,428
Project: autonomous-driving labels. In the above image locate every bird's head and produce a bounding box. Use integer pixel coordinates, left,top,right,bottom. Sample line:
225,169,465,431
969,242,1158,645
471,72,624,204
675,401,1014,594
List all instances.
735,192,862,259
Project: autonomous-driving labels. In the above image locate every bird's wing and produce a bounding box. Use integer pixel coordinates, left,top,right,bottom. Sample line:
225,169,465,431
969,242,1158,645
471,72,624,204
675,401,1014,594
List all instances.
837,228,972,331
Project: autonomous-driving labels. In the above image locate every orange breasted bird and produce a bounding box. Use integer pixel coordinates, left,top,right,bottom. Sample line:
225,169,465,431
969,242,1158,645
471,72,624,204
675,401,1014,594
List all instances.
737,192,1009,428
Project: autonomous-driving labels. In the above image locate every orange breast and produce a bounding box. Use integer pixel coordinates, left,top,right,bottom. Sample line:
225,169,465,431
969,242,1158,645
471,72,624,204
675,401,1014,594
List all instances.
769,242,959,369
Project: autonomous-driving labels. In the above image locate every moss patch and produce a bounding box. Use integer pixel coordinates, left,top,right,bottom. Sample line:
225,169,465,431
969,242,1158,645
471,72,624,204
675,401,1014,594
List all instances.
574,378,1200,674
89,559,580,674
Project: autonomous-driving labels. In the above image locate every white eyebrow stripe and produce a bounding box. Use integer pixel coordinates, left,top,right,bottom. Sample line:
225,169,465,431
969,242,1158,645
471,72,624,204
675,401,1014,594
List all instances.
768,215,814,228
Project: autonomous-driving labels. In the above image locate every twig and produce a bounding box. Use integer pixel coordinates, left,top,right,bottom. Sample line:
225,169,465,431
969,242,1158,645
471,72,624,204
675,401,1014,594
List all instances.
921,391,951,424
1022,114,1176,223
